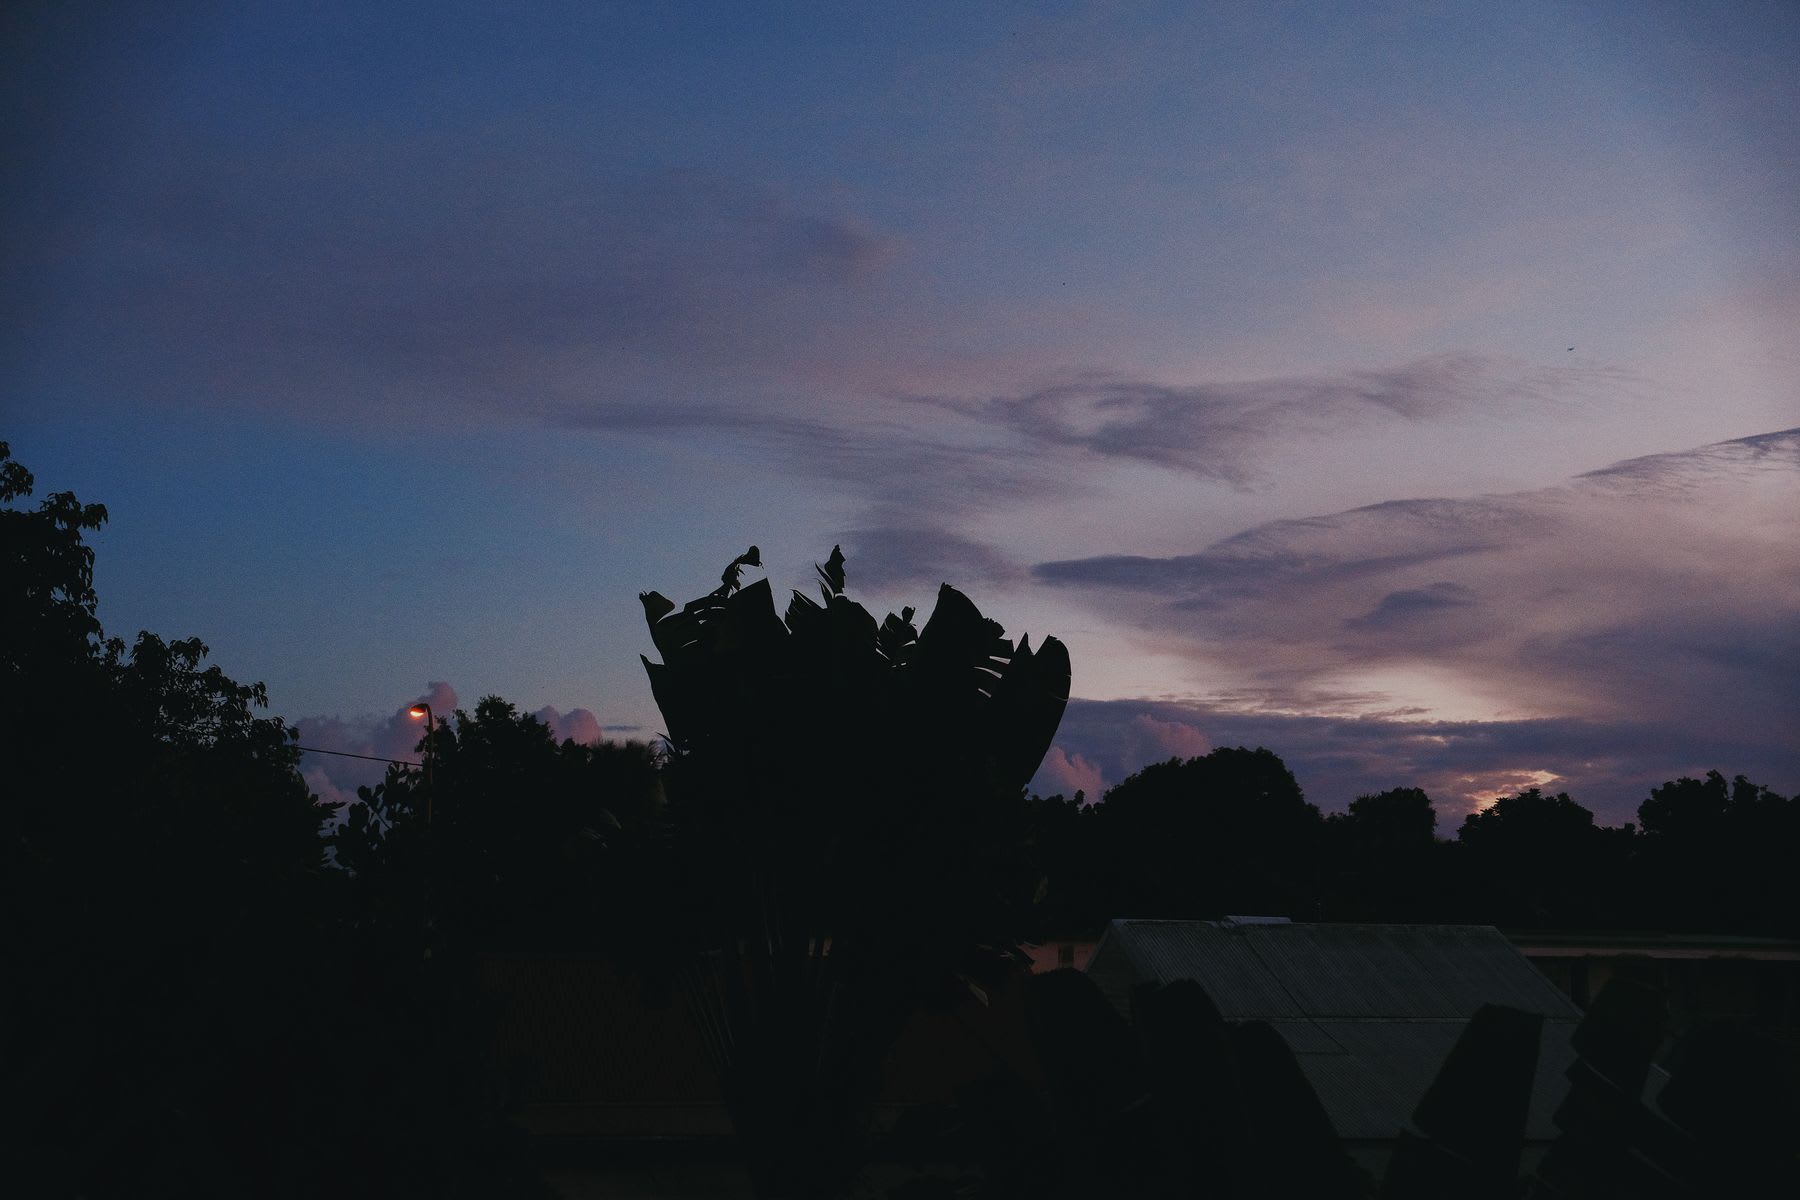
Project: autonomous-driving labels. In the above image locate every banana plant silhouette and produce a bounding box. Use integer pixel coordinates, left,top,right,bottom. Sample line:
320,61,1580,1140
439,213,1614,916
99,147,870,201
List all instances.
639,546,1070,1198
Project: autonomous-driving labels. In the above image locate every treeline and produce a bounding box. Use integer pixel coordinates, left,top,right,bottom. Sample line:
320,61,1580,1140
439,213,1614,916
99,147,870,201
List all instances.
1025,748,1798,937
3,445,552,1197
324,723,1800,951
335,729,1800,954
6,440,1795,1197
2,446,1065,1197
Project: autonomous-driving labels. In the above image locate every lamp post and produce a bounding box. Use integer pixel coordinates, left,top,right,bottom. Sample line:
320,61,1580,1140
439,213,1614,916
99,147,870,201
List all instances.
408,703,435,824
407,702,438,959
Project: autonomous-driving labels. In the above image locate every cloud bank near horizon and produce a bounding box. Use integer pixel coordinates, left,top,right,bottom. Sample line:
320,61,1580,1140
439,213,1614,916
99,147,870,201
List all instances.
294,682,622,810
1030,429,1800,823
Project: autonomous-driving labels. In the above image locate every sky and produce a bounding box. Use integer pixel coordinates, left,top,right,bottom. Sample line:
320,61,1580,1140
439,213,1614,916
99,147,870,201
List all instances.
4,1,1796,823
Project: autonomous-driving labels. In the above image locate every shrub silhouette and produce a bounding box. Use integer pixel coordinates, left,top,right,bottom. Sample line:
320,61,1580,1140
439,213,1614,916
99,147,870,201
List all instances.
638,546,1069,1197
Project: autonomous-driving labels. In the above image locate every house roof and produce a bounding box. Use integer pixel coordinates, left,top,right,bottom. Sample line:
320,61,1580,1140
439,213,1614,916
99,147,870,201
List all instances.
1508,929,1800,961
1085,920,1583,1142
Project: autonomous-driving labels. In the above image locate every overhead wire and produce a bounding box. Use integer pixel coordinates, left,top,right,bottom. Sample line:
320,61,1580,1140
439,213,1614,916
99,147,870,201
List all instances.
293,745,419,766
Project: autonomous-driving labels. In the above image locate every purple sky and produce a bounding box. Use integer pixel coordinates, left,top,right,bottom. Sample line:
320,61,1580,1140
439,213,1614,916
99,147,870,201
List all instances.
5,2,1796,822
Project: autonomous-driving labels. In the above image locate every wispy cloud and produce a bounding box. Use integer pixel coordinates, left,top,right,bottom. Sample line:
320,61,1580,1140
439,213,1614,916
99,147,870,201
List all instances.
1343,582,1479,632
556,401,1058,517
560,355,1625,589
1031,429,1800,819
916,355,1631,486
834,523,1025,591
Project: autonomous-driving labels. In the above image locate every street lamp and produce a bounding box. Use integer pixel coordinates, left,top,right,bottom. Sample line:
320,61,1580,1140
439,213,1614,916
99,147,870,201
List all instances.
408,703,435,823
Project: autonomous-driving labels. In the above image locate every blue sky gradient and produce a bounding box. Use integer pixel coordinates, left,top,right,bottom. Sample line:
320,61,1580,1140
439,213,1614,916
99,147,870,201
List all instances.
6,2,1796,819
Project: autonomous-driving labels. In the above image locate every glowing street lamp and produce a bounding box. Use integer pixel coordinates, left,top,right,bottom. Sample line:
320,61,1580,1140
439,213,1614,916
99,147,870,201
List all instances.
408,703,435,823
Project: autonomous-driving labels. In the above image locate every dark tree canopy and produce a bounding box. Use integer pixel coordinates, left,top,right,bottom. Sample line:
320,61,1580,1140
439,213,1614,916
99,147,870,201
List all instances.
4,443,543,1198
8,437,1798,1197
1342,786,1437,850
1081,747,1324,920
1026,765,1794,936
1,441,108,684
1316,787,1444,922
1633,771,1800,934
1457,787,1598,851
332,695,662,949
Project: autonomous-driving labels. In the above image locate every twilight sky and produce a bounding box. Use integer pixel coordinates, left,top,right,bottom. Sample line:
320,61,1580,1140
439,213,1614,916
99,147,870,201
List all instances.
5,1,1796,822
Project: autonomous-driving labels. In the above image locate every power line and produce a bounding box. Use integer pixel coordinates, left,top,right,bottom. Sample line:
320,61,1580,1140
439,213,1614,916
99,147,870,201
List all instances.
294,744,419,767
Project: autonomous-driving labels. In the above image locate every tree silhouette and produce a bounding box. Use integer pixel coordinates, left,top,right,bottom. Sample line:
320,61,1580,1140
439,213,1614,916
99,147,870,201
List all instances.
10,433,1796,1193
637,545,1069,1197
2,441,107,679
1451,788,1638,928
332,696,663,949
1341,786,1436,849
3,442,545,1197
1023,761,1794,936
1021,790,1110,937
1321,787,1443,922
1096,747,1324,918
1635,771,1797,934
5,443,338,1193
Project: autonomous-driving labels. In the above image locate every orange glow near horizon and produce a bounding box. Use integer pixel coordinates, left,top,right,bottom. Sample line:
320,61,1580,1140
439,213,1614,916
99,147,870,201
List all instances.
1466,769,1562,813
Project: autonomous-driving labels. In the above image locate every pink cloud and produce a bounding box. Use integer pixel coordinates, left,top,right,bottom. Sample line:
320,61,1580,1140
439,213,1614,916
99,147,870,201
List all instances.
1034,717,1208,802
376,681,459,759
302,765,359,812
1037,745,1106,801
294,681,459,805
534,705,606,746
295,684,632,811
1126,713,1209,762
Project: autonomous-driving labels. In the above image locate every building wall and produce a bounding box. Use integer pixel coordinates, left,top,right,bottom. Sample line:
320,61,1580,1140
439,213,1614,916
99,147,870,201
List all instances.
1024,938,1098,973
1514,939,1800,1087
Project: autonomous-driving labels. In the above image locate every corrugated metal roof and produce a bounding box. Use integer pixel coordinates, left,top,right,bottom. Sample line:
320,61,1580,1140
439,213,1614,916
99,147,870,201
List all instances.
1272,1020,1346,1055
1105,920,1578,1020
1274,1018,1580,1141
1093,921,1585,1143
1111,920,1304,1017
